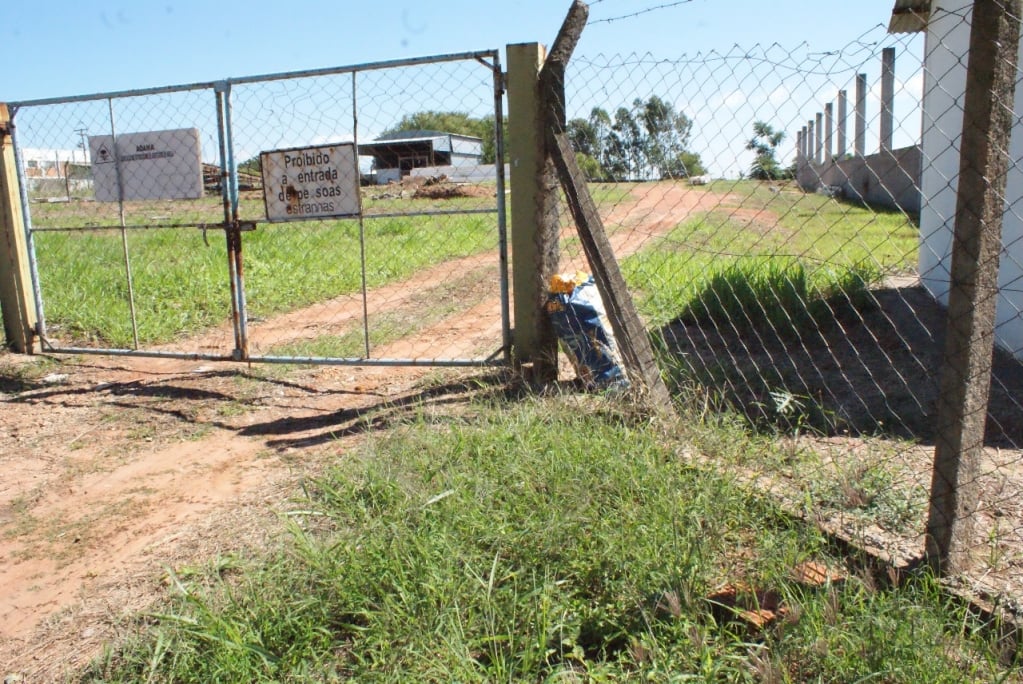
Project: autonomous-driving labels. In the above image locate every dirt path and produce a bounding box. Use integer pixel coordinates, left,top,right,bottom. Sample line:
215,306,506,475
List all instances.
0,181,716,680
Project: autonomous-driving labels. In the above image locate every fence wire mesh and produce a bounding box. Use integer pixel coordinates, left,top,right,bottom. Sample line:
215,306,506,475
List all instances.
11,52,508,365
555,12,1023,606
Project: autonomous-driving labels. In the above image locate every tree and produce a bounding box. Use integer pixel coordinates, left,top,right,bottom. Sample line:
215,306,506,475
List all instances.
639,95,696,179
746,121,788,180
576,98,704,182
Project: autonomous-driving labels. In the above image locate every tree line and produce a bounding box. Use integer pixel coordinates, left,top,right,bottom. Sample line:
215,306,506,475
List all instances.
566,95,705,182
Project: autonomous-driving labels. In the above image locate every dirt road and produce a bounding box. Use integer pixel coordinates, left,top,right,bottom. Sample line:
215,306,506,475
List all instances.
0,181,717,679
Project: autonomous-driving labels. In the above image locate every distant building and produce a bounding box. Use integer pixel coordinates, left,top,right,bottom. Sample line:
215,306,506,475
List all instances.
21,148,88,179
358,130,483,184
20,148,93,198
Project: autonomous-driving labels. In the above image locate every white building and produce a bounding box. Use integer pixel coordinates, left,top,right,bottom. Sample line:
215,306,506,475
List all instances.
890,0,1023,360
20,148,88,179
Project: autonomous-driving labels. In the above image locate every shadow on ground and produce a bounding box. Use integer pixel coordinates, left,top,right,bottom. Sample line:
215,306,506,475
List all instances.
658,285,1023,448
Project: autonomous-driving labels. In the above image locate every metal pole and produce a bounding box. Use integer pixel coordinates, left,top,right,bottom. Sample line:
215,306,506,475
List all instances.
353,71,371,358
491,51,512,365
215,85,244,358
107,98,140,349
222,81,249,359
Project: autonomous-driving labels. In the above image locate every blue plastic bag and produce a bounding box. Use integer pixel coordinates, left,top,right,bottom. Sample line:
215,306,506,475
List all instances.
546,273,628,390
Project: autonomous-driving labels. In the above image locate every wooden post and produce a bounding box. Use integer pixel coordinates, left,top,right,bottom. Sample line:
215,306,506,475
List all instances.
880,47,896,152
855,73,867,157
0,104,38,353
549,133,674,411
926,0,1021,575
508,42,559,381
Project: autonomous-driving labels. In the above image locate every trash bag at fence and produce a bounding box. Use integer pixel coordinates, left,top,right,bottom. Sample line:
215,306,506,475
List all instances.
546,272,629,391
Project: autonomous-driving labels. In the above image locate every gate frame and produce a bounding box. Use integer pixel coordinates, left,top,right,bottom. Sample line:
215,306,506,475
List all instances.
4,51,510,368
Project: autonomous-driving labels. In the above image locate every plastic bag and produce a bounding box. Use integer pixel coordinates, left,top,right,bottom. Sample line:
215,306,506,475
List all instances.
546,272,628,390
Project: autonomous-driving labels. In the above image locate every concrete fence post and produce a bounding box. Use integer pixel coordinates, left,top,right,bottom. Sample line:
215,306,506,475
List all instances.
507,43,560,382
815,112,823,164
855,73,867,157
880,47,896,152
0,104,38,353
824,102,834,164
837,89,848,157
807,119,815,168
926,0,1021,575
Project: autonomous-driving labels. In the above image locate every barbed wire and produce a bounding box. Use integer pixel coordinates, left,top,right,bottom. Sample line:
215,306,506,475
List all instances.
588,0,696,25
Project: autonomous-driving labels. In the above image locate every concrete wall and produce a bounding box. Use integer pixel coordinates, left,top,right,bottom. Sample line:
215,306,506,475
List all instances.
919,0,1023,360
796,145,921,214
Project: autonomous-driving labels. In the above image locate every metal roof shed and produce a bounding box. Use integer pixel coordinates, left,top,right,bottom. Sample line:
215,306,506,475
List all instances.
358,130,483,182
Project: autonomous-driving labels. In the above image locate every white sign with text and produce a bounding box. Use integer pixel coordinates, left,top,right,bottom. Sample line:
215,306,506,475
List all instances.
260,143,360,222
90,128,203,201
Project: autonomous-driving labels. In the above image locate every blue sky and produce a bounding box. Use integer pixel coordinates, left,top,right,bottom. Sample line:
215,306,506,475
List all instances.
4,1,907,100
4,1,920,177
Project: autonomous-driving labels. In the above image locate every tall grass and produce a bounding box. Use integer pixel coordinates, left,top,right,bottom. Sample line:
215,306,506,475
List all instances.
83,393,1014,682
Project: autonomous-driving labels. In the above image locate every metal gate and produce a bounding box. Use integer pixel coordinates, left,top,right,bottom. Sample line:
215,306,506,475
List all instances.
8,51,509,368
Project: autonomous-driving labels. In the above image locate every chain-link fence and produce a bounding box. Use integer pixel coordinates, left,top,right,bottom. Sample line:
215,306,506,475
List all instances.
546,4,1023,607
8,51,510,366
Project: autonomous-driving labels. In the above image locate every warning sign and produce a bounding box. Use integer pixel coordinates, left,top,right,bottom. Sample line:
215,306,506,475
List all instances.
89,128,203,201
260,143,361,222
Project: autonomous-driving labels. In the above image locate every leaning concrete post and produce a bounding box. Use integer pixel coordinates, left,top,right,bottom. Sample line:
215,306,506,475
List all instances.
0,104,38,353
880,47,896,152
855,73,867,157
926,0,1021,575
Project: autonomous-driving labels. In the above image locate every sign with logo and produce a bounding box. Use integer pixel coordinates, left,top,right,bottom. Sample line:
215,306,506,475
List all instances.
260,143,360,222
90,128,203,201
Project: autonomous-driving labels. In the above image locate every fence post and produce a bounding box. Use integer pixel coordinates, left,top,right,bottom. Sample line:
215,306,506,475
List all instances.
507,42,560,382
855,73,867,157
0,104,38,353
824,102,834,164
925,0,1021,575
837,90,848,158
815,112,823,164
880,47,896,153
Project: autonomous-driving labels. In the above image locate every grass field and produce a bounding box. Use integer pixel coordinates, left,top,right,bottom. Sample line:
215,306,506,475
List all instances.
620,180,918,328
29,180,919,351
31,193,499,347
80,391,1014,682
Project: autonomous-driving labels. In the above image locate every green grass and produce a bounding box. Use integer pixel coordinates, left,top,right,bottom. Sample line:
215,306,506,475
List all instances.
33,206,497,347
82,392,1016,682
615,181,916,329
